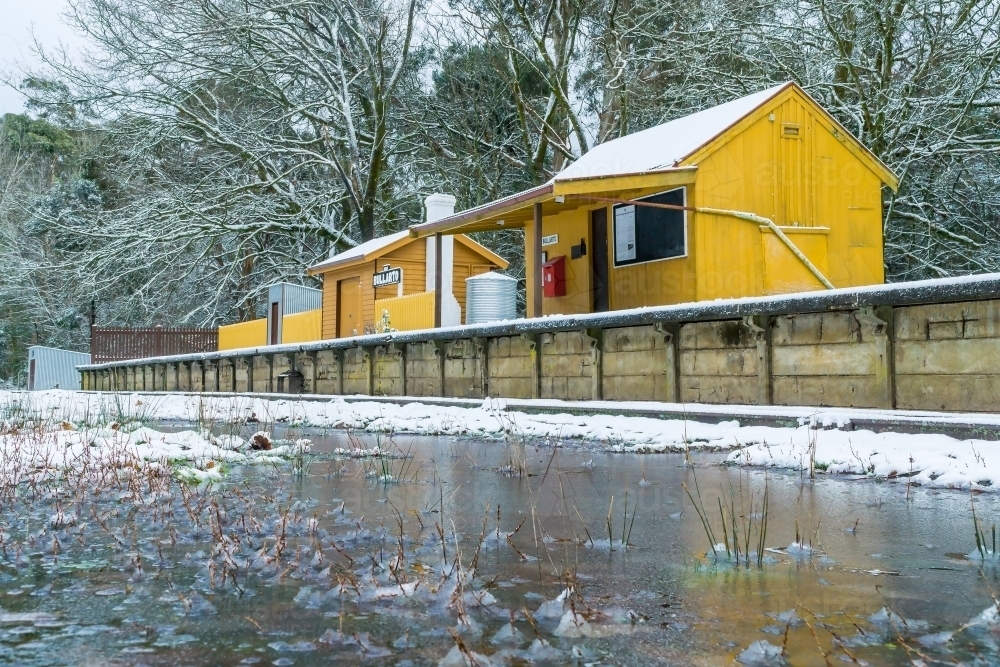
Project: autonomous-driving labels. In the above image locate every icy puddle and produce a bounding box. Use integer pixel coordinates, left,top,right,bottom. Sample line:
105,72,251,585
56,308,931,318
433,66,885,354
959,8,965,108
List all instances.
3,428,1000,666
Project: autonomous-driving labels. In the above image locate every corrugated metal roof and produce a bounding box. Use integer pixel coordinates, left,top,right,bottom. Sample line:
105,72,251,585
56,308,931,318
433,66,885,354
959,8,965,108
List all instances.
267,283,322,315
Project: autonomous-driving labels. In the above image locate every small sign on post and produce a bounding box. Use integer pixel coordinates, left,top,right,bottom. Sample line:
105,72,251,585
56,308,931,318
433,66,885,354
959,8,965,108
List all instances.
373,266,403,288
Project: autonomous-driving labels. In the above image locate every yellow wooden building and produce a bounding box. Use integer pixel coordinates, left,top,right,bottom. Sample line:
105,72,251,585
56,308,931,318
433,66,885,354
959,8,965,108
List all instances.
307,198,508,339
409,82,899,317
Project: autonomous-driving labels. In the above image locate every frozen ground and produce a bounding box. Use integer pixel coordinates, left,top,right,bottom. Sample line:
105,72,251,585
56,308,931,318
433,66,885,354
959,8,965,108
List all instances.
5,390,1000,490
0,391,311,482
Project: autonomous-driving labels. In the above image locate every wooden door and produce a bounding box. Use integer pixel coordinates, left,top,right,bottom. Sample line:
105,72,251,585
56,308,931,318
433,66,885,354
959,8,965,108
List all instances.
453,264,471,323
270,302,280,345
337,277,362,338
28,359,35,391
591,207,609,312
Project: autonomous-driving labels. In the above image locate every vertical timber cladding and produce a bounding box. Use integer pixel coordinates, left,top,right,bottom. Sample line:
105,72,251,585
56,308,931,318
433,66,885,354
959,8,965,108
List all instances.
405,342,443,397
679,320,768,404
373,345,405,396
895,299,1000,411
487,336,536,399
601,324,678,401
539,330,600,400
771,309,893,408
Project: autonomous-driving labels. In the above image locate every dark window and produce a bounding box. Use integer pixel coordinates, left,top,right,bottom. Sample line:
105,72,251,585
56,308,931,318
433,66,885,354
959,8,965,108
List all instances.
612,187,686,268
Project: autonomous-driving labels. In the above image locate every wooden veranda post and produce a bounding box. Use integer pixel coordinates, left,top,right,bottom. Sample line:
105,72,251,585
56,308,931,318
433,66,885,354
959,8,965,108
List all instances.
434,232,443,328
533,202,543,318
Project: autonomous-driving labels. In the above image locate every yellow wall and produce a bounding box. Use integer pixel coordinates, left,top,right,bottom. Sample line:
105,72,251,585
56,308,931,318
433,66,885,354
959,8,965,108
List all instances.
219,319,267,350
690,88,884,299
760,227,829,294
281,309,321,344
538,207,593,315
375,290,436,332
537,189,699,316
608,194,698,310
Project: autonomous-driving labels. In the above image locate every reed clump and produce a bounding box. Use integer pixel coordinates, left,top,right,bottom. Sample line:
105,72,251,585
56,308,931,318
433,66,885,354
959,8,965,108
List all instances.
683,467,770,567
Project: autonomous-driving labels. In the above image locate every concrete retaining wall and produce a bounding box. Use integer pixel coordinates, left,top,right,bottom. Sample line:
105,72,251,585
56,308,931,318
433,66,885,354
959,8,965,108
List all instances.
78,278,1000,413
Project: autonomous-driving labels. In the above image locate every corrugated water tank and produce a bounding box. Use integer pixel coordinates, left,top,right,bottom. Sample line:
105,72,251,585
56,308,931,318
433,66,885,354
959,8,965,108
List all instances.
465,272,517,324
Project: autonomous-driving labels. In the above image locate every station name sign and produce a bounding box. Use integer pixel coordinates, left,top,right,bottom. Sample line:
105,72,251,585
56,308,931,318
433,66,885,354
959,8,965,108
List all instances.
373,266,402,288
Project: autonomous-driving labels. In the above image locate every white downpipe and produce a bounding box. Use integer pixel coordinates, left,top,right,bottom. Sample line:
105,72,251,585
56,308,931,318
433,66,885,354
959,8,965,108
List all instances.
424,194,461,325
698,207,835,290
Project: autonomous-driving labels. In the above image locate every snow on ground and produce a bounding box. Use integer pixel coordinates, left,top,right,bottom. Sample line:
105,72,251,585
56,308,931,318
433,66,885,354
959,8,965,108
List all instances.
0,422,310,482
5,390,1000,490
0,422,311,482
0,391,311,480
724,429,1000,490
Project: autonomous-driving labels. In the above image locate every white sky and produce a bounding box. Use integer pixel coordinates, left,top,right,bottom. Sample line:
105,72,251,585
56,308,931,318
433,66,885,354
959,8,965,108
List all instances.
0,0,80,115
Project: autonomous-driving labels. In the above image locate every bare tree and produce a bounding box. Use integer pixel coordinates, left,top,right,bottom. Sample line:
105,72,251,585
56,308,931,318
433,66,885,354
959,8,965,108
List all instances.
23,0,422,324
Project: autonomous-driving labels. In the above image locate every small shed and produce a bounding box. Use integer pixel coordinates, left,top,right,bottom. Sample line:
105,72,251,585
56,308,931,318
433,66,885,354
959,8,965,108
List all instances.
265,282,322,345
307,195,508,338
28,346,91,390
408,82,899,317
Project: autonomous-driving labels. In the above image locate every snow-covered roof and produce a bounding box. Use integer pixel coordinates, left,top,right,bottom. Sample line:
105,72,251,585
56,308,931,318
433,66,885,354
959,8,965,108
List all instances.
406,81,896,238
308,230,410,274
553,84,789,181
308,229,509,274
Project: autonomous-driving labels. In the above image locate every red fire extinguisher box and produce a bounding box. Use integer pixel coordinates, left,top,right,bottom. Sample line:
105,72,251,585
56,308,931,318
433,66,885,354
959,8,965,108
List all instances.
542,255,566,298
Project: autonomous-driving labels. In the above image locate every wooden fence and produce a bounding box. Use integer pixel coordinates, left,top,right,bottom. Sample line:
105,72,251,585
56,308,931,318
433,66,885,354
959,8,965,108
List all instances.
90,326,218,363
375,291,436,332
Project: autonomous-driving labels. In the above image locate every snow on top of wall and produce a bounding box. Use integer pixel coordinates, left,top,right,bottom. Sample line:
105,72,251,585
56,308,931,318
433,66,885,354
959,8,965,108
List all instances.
77,271,1000,369
553,83,790,181
309,229,410,272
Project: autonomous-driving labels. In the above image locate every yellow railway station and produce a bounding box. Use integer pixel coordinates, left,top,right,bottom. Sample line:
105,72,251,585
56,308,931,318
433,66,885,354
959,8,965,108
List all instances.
409,82,899,319
306,194,508,339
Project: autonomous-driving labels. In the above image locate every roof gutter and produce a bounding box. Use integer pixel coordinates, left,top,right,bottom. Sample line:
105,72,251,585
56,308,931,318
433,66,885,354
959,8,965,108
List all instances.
409,183,554,238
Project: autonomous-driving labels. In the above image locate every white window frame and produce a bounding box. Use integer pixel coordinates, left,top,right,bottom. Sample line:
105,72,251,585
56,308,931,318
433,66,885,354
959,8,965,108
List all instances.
612,186,688,269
